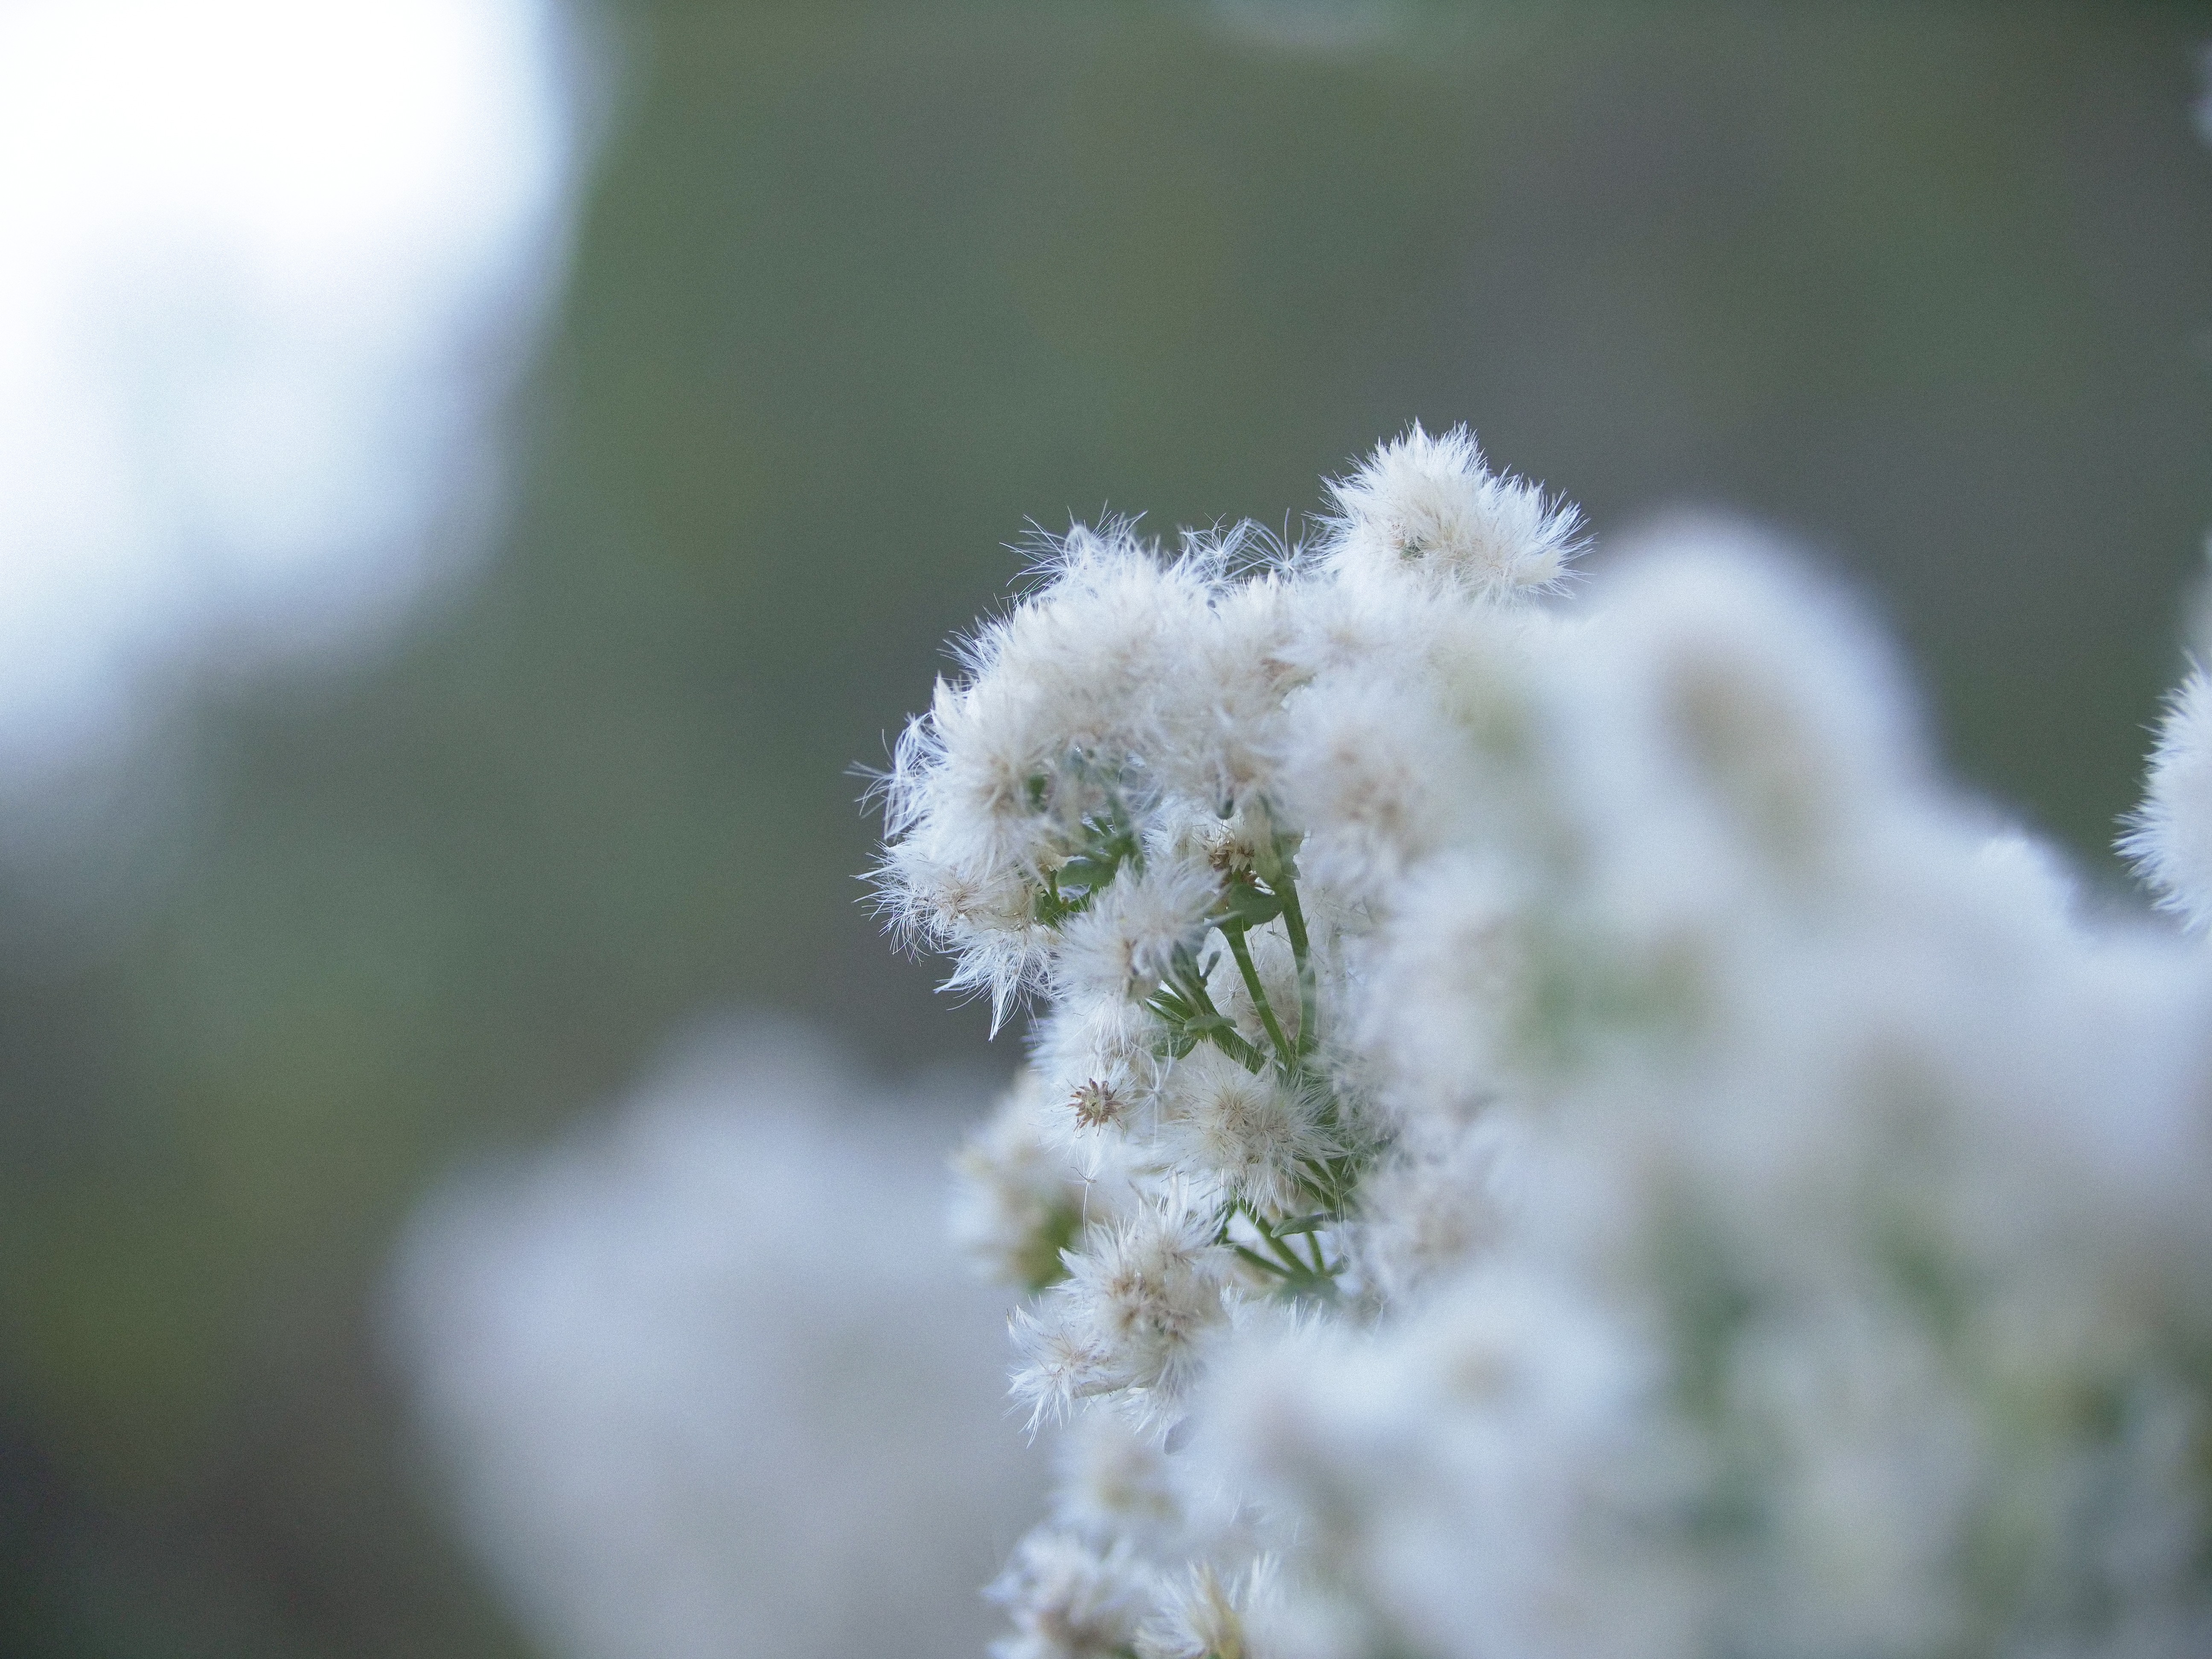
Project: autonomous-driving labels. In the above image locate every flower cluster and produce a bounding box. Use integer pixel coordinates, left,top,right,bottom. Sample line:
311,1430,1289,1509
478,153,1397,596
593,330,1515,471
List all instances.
877,428,2212,1659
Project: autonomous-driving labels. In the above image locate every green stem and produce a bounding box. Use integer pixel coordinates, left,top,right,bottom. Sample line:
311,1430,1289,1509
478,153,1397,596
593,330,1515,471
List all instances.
1194,982,1268,1075
1201,1014,1269,1076
1233,1243,1292,1281
1300,1228,1328,1276
1279,881,1318,1058
1224,928,1296,1076
1232,1203,1342,1300
1248,1208,1314,1278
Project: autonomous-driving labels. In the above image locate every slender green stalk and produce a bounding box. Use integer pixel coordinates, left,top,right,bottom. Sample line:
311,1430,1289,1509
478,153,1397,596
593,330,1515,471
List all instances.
1233,1243,1291,1281
1151,952,1270,1074
1225,928,1297,1075
1187,976,1269,1074
1254,1218,1309,1278
1279,881,1319,1059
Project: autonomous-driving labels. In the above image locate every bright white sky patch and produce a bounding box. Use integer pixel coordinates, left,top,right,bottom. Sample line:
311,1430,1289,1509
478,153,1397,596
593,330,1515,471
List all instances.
0,0,582,768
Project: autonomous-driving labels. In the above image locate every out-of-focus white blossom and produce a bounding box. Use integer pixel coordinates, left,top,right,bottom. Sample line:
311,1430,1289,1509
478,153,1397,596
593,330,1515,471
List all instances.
1137,1557,1281,1659
877,430,2212,1658
987,1530,1159,1659
389,1025,1042,1659
1272,667,1470,906
951,1067,1111,1290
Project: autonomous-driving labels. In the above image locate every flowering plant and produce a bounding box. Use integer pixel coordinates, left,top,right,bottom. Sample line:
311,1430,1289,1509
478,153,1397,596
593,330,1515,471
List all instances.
874,428,2212,1659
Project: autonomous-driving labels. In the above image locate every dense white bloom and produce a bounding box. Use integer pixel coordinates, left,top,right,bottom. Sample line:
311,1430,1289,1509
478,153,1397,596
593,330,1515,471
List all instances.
1009,1300,1122,1429
1151,555,1305,809
1195,1267,1695,1659
1538,535,1928,956
1353,850,1528,1123
877,828,1052,1027
886,432,2212,1658
1052,1408,1186,1546
1029,992,1170,1153
1347,1115,1522,1302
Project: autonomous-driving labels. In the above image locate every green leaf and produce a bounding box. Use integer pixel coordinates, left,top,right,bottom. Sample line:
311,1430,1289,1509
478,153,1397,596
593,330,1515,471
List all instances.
1030,795,1144,927
1213,877,1285,934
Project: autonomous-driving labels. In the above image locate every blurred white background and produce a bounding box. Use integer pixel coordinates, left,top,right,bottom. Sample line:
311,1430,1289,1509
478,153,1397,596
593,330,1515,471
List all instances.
0,0,582,774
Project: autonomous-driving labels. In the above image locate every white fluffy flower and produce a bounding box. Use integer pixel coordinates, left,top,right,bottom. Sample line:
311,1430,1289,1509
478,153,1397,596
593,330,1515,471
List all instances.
873,835,1051,1026
1542,531,1927,940
1010,1299,1122,1430
1028,993,1168,1153
2124,667,2212,932
1353,850,1529,1123
1348,1116,1522,1302
1015,1193,1237,1423
951,1068,1106,1292
1053,858,1219,1004
1051,1409,1185,1548
1273,667,1472,905
1151,558,1306,809
1193,1266,1692,1659
1320,422,1581,600
1157,1045,1335,1214
1071,1196,1237,1397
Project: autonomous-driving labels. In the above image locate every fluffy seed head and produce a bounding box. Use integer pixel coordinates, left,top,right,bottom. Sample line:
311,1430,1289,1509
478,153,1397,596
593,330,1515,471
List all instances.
1053,1409,1185,1546
1274,669,1469,905
1322,423,1581,601
1010,1301,1119,1430
1054,861,1219,1004
1158,1047,1335,1213
1063,1195,1235,1406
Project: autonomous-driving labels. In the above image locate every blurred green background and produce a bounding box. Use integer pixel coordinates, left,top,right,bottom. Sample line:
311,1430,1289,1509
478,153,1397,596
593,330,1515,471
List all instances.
5,2,2212,1653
